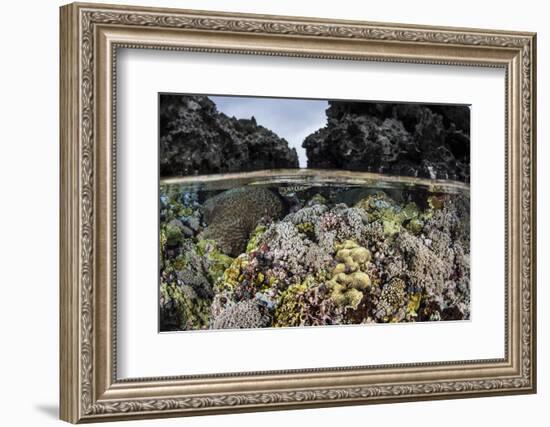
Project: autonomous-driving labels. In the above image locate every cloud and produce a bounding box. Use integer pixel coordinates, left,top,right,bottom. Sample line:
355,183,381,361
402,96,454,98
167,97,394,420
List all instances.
210,96,328,168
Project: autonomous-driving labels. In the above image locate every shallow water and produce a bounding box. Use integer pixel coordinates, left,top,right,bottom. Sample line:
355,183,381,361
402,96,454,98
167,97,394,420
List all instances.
161,168,469,194
159,169,470,332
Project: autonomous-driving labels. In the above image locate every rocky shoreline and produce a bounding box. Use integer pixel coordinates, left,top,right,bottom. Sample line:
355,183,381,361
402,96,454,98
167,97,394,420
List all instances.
160,95,470,182
160,95,299,177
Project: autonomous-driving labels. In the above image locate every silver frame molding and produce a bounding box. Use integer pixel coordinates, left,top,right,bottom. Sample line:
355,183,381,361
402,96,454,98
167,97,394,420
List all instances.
60,2,537,423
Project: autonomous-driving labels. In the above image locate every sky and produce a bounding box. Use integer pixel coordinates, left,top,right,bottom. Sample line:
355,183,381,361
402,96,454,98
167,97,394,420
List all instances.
210,95,328,168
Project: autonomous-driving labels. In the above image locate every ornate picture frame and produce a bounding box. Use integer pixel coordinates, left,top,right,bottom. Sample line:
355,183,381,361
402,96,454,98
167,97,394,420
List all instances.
60,2,536,423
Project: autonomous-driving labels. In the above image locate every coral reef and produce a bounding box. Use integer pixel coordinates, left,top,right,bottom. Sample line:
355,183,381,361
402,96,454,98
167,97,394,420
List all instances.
159,183,470,331
159,95,298,176
157,95,471,332
273,278,340,327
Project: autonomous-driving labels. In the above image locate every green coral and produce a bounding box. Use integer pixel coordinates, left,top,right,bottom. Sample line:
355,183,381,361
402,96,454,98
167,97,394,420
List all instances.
160,282,211,330
195,239,234,283
327,240,372,309
295,221,315,239
165,222,184,246
171,254,187,272
159,227,167,264
218,254,249,292
178,206,194,217
214,225,278,298
307,193,327,206
406,292,422,318
246,225,267,253
355,192,421,236
161,185,194,221
274,282,308,327
405,218,424,235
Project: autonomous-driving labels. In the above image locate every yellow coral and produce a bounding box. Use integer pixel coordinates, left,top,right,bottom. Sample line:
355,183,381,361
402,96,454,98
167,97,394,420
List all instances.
331,285,363,309
246,225,267,253
327,241,372,309
196,239,234,283
349,271,371,290
332,263,347,275
406,293,422,317
295,222,315,235
274,282,308,327
428,195,445,210
218,254,248,291
334,240,371,271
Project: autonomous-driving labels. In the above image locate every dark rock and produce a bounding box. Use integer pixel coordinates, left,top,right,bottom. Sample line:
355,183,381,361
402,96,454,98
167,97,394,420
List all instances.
303,101,470,182
160,95,299,177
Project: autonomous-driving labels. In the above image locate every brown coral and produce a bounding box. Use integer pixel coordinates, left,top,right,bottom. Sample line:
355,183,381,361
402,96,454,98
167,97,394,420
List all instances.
201,187,284,256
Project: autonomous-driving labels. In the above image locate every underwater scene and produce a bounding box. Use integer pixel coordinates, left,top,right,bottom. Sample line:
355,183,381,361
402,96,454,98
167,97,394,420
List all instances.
159,94,471,331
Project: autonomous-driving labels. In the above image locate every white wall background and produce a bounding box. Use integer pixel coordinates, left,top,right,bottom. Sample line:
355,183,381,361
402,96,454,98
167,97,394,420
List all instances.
0,0,545,425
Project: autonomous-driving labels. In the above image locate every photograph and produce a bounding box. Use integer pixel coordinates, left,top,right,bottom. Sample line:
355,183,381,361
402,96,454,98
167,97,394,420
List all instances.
56,3,537,422
158,94,471,331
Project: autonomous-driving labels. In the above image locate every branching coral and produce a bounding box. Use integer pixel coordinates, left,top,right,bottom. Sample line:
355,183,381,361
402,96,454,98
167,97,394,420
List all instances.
217,254,249,292
261,221,333,283
396,231,449,297
246,225,267,253
273,282,308,327
215,239,277,303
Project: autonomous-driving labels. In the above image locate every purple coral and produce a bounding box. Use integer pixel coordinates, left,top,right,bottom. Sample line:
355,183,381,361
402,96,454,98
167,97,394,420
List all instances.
319,211,342,232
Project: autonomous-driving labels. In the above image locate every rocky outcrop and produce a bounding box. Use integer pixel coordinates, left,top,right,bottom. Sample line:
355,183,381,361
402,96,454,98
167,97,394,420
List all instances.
303,101,470,182
160,95,299,177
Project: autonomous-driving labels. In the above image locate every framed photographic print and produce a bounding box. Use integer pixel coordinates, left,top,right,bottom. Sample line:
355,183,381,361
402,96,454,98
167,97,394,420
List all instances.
60,2,537,423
